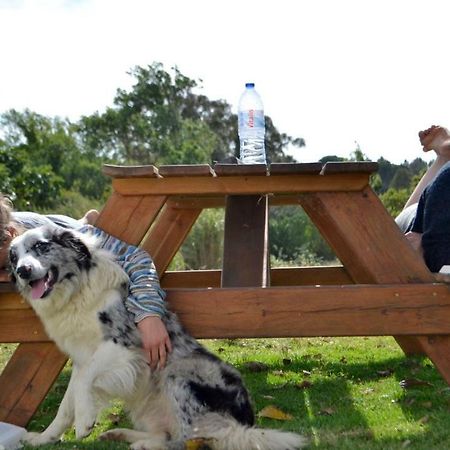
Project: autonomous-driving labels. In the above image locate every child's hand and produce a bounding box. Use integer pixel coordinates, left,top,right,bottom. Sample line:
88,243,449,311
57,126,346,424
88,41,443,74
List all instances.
137,316,172,369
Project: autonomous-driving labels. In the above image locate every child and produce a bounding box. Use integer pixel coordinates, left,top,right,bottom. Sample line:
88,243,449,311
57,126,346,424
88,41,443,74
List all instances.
0,196,172,369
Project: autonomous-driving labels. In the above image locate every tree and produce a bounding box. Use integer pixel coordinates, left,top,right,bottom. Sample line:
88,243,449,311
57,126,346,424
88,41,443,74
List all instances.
0,109,108,211
78,63,304,165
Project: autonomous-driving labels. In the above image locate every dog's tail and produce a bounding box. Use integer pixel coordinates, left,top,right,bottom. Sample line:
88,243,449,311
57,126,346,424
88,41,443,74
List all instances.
191,413,308,450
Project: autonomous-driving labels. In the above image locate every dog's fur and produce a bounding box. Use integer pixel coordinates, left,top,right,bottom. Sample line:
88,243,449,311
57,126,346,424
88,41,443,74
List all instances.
9,225,306,450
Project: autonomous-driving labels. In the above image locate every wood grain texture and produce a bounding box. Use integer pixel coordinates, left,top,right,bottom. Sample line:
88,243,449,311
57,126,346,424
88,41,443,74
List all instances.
300,186,435,355
112,173,370,196
103,164,160,178
160,266,353,289
166,284,450,338
222,195,269,288
141,199,202,274
0,343,66,426
95,192,166,244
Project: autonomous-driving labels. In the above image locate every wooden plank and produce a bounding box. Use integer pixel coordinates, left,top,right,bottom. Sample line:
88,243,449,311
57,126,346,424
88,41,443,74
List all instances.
0,309,49,342
166,284,450,338
161,270,222,288
222,195,269,287
0,343,67,426
161,266,353,288
299,187,434,284
168,194,316,209
271,266,353,286
418,336,450,385
214,164,267,176
103,164,160,178
141,199,202,275
158,164,215,177
95,192,166,244
112,173,371,196
0,271,10,283
269,162,323,175
300,187,434,355
0,291,28,310
321,161,379,174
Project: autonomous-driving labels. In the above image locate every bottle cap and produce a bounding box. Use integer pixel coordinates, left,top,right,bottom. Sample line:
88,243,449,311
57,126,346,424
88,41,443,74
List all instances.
245,83,255,88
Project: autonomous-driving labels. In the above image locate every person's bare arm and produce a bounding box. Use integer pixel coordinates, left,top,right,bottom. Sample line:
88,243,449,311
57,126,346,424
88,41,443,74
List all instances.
405,126,450,208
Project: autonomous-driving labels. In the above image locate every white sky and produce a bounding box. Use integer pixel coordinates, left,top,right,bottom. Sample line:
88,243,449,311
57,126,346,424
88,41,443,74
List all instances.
1,0,450,164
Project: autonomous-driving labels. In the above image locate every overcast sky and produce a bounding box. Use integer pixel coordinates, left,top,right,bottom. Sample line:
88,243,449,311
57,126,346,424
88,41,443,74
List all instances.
1,0,449,164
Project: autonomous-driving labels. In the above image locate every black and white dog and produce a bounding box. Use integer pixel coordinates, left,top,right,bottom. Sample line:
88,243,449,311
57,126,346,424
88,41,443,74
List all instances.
9,225,306,450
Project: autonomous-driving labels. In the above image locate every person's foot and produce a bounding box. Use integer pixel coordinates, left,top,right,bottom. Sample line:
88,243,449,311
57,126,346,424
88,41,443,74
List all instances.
80,209,99,225
419,125,450,157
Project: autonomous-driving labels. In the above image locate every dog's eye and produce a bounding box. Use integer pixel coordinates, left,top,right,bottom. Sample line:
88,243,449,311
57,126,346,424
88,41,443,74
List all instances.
33,241,51,254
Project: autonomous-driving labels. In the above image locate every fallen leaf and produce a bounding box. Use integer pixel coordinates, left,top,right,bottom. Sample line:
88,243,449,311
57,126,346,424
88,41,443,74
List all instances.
185,438,217,449
295,380,313,390
107,413,121,425
418,415,430,424
258,405,293,421
261,395,275,400
377,369,394,377
402,439,412,448
243,361,269,372
271,382,288,390
399,378,433,389
318,407,335,416
403,398,416,407
362,388,375,395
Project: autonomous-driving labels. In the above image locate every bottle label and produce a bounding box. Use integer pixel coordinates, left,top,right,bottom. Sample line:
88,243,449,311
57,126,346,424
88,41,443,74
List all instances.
239,109,265,129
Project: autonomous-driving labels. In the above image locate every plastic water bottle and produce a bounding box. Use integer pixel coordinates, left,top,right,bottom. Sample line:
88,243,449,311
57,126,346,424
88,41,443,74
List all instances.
238,83,266,164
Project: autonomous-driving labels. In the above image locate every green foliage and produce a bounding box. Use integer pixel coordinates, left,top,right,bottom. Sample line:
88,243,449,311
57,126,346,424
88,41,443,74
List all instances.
269,206,336,263
0,109,107,212
379,188,411,218
77,62,303,165
180,209,224,269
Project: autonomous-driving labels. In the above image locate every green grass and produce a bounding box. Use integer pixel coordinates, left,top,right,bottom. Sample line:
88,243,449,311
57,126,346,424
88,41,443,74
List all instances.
2,337,450,449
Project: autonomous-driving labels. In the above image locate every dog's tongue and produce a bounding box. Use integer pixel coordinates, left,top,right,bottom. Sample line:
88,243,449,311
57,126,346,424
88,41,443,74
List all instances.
31,279,47,300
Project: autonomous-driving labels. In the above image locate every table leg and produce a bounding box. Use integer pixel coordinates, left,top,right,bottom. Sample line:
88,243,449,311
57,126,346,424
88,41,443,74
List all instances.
96,192,167,245
0,342,66,426
417,336,450,385
141,199,203,275
222,195,269,287
300,188,435,356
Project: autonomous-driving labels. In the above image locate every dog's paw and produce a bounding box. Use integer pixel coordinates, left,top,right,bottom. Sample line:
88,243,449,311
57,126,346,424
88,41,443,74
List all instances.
74,419,95,440
99,429,128,441
22,431,59,446
131,439,165,450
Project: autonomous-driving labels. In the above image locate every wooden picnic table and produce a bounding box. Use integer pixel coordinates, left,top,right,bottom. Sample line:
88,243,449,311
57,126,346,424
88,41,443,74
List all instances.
1,161,450,427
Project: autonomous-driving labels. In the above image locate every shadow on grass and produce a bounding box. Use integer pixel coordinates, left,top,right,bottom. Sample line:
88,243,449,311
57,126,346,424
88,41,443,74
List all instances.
24,353,450,450
235,354,450,449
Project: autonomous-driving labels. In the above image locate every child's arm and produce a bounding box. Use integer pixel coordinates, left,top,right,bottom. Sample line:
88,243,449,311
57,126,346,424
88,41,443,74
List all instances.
79,225,172,369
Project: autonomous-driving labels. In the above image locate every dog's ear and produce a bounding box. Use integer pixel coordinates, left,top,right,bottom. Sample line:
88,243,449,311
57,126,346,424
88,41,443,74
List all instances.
53,230,93,270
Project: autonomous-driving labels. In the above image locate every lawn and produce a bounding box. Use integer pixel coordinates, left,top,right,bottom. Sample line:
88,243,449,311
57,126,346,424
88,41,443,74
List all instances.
1,336,449,449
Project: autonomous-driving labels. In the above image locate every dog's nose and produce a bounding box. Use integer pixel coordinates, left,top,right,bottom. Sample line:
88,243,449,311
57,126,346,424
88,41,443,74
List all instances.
16,265,32,279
